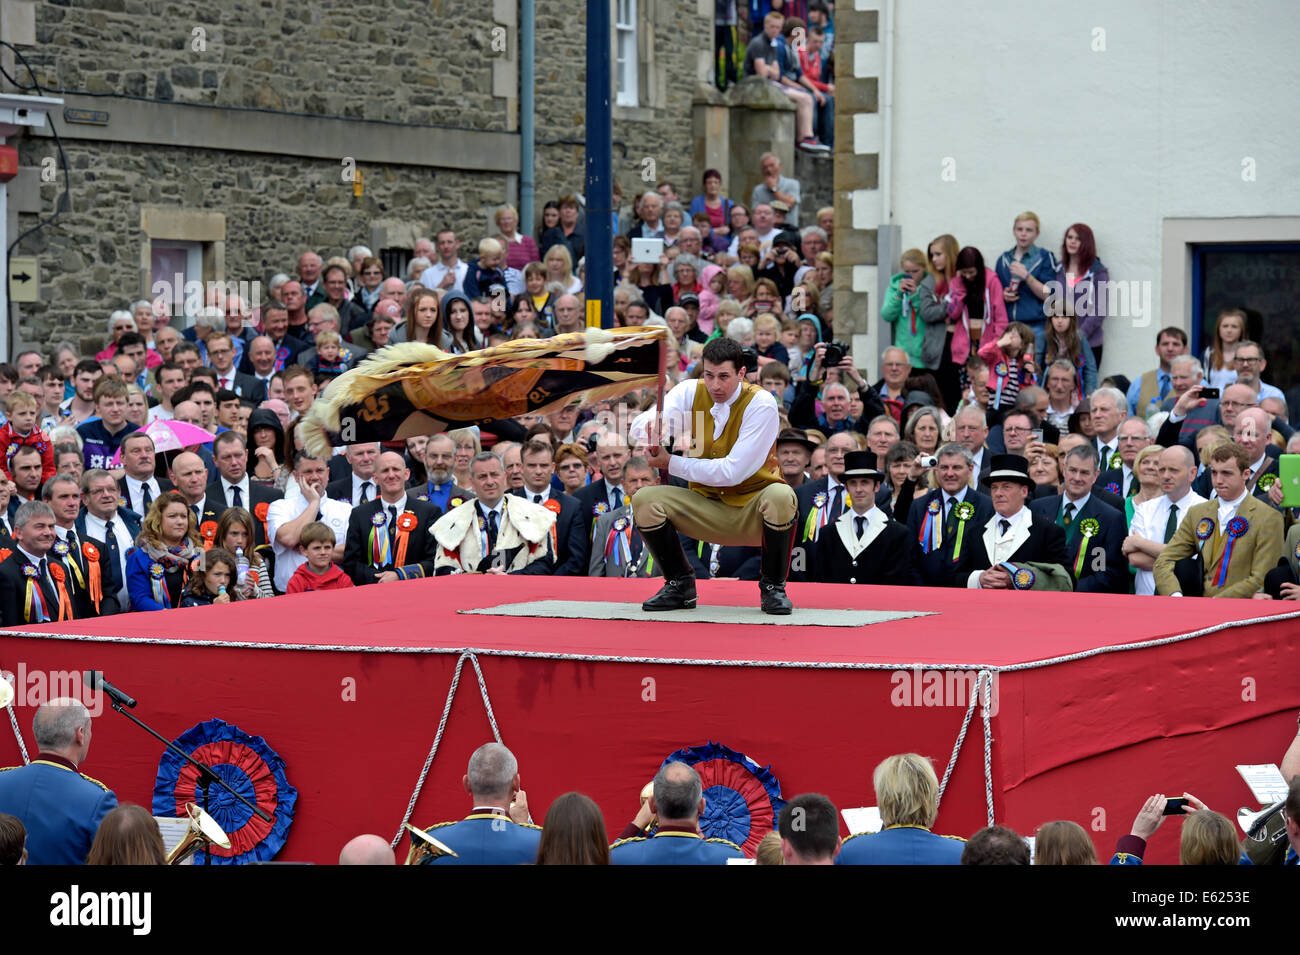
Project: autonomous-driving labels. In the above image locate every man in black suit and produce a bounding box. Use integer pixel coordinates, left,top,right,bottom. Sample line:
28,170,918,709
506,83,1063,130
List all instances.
239,336,277,403
327,442,382,506
815,451,920,586
1095,416,1151,500
587,457,665,577
169,451,222,541
571,432,631,542
118,431,174,516
907,443,995,587
207,432,284,545
8,446,45,523
79,469,142,612
942,454,1069,589
0,501,75,626
42,474,119,618
1192,406,1279,503
515,439,587,575
793,430,858,579
206,332,260,399
952,405,993,487
1029,444,1127,593
240,302,304,376
342,451,442,585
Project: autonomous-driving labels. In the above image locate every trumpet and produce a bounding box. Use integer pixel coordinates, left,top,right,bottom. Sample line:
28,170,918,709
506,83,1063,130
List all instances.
166,802,232,865
639,780,658,833
403,822,459,865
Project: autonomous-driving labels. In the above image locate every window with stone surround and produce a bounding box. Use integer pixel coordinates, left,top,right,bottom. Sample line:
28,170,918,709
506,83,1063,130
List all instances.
140,208,226,329
615,0,639,107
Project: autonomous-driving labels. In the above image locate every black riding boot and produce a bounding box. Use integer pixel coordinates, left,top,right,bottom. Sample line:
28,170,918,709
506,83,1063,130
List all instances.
639,523,697,611
759,520,797,615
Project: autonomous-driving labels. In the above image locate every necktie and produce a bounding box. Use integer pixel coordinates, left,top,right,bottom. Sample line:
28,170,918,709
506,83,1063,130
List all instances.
221,376,230,390
141,481,153,511
192,504,201,523
1062,501,1075,527
855,516,866,539
66,529,78,551
1159,372,1171,400
533,494,544,504
830,485,844,522
231,485,243,508
387,505,398,548
37,558,51,620
1127,475,1139,498
1164,503,1179,543
998,519,1010,537
486,510,499,554
359,481,372,504
610,486,623,510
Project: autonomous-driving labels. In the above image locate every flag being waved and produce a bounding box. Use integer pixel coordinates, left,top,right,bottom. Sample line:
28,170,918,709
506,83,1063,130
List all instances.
299,326,668,455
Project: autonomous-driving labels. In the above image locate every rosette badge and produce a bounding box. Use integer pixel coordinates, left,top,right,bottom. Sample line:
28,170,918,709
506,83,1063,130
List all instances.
1012,567,1036,590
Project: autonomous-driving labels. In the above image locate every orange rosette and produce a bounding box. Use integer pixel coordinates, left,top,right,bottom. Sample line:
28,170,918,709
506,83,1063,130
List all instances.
200,520,218,550
394,511,418,567
47,562,73,621
81,542,104,612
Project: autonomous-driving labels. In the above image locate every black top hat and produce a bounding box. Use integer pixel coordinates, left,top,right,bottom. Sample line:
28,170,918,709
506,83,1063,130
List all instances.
775,428,817,454
983,453,1035,487
842,450,885,481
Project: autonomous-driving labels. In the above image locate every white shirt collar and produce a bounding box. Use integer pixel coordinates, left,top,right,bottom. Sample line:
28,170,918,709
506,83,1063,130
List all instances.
379,493,408,514
1168,489,1198,510
478,497,505,519
1064,490,1091,510
994,506,1027,528
1250,455,1267,476
17,545,45,566
1218,490,1247,512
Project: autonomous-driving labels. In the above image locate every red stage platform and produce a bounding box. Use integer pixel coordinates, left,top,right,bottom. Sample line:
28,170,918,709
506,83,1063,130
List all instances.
2,578,1297,864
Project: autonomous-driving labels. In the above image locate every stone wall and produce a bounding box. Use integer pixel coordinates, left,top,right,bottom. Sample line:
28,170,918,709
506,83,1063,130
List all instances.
11,0,712,347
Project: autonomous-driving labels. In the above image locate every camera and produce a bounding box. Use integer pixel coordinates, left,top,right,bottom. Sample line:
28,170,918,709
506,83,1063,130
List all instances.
919,455,937,468
822,340,850,368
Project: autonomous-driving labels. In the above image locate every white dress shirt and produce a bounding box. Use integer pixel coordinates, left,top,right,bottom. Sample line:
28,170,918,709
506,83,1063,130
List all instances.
351,472,377,506
124,475,162,515
267,483,352,591
1130,488,1207,596
968,506,1030,588
82,511,134,607
630,379,779,488
1216,490,1248,534
418,259,468,294
220,475,252,510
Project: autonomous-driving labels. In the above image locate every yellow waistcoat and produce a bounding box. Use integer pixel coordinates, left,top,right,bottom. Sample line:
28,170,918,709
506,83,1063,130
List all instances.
687,381,783,506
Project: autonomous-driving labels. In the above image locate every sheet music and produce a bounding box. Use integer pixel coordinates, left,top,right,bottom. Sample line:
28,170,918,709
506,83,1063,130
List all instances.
155,816,193,865
1236,764,1289,803
840,806,882,835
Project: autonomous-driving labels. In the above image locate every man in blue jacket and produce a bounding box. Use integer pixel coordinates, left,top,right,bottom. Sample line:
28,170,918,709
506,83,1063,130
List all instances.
0,698,117,865
611,761,745,864
418,743,540,865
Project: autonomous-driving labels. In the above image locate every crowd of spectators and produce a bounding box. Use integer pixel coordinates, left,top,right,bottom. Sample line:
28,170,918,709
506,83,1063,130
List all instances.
0,194,1295,619
3,702,1296,865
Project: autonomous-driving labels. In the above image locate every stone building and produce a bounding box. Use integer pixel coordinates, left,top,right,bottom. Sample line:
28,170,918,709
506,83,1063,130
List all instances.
3,0,715,349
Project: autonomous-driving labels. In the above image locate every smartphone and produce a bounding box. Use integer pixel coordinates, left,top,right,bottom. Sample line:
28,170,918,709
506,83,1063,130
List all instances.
631,238,664,265
1199,387,1220,400
1162,797,1188,816
1029,429,1043,443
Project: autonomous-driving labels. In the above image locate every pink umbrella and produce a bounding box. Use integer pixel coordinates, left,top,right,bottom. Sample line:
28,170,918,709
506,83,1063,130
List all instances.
110,419,215,465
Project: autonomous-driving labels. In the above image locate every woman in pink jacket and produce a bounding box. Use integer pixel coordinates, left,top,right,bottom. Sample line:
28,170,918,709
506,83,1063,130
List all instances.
946,247,1008,386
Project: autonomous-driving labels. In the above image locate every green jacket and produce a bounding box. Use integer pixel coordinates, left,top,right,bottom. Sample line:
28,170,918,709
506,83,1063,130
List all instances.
881,272,925,369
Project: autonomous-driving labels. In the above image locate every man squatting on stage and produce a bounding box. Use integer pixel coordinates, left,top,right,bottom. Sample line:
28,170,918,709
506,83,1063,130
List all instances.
631,338,799,614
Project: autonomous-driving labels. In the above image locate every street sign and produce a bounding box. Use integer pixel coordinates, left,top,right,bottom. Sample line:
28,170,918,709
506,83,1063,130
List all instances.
8,256,38,303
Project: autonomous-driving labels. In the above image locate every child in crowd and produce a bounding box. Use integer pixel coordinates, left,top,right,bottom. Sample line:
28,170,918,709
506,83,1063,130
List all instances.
753,312,790,366
180,546,239,607
287,521,355,593
0,391,54,483
979,321,1039,412
308,330,351,382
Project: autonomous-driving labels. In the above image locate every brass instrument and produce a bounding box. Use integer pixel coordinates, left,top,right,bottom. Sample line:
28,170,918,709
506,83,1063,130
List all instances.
166,802,232,865
403,822,459,865
640,780,658,833
1238,800,1289,866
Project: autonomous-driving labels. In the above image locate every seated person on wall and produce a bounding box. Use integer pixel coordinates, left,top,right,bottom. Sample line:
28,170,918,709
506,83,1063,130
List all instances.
1154,440,1284,597
814,450,921,586
836,754,964,865
417,743,539,866
630,338,800,614
432,451,555,575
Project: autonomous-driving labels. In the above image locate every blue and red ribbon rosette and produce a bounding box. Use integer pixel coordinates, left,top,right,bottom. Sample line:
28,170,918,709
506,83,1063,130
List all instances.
661,742,785,855
152,718,297,864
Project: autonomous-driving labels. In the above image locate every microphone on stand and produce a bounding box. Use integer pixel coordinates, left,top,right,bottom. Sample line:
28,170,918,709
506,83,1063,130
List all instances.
83,670,137,709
